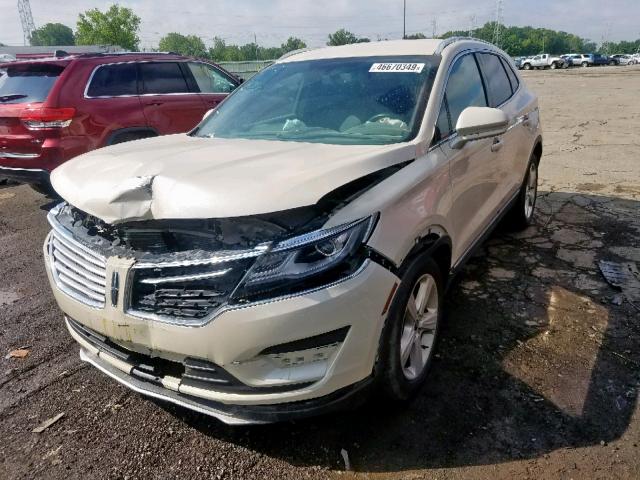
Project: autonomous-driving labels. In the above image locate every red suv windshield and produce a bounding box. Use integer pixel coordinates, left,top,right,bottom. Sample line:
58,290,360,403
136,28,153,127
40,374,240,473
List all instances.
0,64,65,104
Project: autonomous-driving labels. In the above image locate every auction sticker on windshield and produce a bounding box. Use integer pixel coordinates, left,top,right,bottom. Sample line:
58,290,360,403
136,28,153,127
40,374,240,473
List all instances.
369,63,425,73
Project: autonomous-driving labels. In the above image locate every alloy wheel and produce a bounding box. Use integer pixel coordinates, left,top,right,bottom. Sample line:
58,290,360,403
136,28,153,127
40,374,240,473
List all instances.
524,162,538,220
400,273,439,380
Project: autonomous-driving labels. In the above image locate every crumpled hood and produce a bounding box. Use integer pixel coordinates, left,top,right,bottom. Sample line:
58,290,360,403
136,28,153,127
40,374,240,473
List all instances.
51,134,416,223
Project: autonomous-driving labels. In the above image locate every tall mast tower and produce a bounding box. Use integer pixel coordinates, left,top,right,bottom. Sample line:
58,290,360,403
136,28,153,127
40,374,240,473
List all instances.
17,0,37,46
492,0,504,47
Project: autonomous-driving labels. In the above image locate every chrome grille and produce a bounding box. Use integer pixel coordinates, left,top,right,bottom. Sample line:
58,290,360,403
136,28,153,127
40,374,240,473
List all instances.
48,229,107,308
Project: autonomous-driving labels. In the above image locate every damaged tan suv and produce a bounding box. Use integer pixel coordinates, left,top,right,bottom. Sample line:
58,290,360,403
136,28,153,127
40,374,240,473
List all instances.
44,38,542,424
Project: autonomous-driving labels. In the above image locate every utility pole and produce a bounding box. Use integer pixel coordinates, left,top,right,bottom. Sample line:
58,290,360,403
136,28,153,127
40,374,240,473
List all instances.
403,0,406,39
254,33,258,60
600,22,612,55
468,14,477,38
493,0,504,47
431,18,438,39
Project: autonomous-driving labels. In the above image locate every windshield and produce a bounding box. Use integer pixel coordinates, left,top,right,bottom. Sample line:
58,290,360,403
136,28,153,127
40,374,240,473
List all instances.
193,56,439,145
0,64,64,104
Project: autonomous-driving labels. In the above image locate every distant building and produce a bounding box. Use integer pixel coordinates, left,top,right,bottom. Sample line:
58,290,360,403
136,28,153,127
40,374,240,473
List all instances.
0,45,122,60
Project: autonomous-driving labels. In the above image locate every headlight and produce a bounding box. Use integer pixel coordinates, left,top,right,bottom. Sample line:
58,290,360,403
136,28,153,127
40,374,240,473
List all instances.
127,216,376,324
233,216,376,302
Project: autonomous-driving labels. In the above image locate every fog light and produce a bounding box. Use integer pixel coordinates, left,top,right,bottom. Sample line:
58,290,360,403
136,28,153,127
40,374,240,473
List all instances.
268,343,337,368
227,328,350,388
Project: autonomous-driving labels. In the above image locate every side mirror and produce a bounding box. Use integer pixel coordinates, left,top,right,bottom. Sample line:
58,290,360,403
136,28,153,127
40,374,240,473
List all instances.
202,109,215,121
451,107,509,150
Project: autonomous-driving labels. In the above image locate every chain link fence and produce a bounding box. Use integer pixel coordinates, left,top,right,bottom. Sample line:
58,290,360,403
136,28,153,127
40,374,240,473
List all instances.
218,60,275,80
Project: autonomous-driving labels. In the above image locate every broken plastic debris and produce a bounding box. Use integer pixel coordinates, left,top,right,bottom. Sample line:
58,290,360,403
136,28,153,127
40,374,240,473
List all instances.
340,448,352,471
32,413,65,433
598,260,640,303
5,347,30,359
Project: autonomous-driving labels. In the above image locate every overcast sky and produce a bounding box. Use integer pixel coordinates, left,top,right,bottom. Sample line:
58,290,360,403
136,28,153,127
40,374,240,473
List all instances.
1,0,639,48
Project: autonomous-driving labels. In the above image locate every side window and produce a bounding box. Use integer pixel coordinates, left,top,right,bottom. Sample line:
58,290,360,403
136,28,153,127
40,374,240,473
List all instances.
500,56,520,93
445,54,487,131
188,63,237,94
139,62,189,95
476,53,513,106
87,63,137,97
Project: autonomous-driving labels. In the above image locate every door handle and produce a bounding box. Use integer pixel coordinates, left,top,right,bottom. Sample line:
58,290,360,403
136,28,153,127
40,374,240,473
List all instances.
491,137,503,152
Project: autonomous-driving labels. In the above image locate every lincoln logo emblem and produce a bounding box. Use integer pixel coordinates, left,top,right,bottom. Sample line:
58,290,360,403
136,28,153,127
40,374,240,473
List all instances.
111,272,120,307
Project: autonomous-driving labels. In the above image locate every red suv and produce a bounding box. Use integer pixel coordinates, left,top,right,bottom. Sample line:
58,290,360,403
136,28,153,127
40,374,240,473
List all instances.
0,52,240,193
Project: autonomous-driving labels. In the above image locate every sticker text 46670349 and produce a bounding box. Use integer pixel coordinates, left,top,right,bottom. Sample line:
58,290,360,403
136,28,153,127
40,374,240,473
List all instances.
369,63,425,73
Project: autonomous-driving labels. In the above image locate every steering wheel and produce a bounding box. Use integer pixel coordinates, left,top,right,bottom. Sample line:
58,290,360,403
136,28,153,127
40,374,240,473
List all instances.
366,113,403,123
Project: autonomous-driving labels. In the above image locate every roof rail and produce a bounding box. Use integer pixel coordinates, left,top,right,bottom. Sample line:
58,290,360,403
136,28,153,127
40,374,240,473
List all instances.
75,51,181,58
435,36,496,54
278,47,315,61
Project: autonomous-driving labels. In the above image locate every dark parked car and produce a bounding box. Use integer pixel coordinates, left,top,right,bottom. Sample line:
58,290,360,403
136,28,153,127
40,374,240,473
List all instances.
0,52,240,193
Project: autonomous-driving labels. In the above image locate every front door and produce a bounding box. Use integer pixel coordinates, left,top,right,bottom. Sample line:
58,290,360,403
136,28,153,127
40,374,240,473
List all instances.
435,52,504,261
186,62,238,111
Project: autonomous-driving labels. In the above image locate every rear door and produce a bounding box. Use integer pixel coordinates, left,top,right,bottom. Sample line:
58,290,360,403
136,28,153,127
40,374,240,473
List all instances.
186,62,238,110
0,62,65,162
475,52,524,200
138,61,205,134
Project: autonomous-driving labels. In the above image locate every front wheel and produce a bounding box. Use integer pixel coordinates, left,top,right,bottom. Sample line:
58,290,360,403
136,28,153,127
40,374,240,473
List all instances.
582,62,589,68
523,63,532,70
550,62,558,69
375,254,444,401
505,155,539,231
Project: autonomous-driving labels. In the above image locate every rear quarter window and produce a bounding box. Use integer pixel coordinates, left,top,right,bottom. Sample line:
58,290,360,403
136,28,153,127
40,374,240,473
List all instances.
87,63,138,97
0,64,64,104
500,56,520,93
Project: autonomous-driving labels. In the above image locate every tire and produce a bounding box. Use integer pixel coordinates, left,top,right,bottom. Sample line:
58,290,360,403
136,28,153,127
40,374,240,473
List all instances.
374,253,444,402
505,154,539,231
550,62,557,69
523,63,532,70
609,60,616,66
582,62,589,68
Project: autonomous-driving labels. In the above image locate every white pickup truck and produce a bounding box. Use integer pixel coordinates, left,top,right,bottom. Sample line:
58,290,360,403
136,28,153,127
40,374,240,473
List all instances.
521,53,567,70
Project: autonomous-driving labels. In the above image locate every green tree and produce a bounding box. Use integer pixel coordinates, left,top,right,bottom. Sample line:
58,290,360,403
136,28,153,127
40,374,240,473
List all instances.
441,22,598,56
281,37,307,53
30,23,75,46
405,33,427,40
159,33,207,57
76,5,141,50
327,29,361,46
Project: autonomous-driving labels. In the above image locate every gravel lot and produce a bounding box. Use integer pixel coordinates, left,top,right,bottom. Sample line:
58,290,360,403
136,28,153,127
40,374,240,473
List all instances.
1,66,639,480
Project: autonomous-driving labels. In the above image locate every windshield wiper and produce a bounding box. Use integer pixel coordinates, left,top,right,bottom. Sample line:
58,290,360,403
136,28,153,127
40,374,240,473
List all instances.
0,94,28,102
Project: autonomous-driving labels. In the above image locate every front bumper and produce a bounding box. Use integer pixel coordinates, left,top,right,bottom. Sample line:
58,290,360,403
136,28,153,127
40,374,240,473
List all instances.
78,345,373,425
46,236,399,423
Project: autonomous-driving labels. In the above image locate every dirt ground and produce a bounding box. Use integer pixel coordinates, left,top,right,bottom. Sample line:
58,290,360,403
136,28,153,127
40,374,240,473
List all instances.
1,66,639,480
